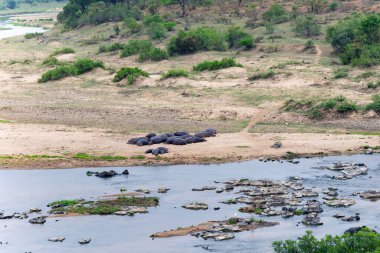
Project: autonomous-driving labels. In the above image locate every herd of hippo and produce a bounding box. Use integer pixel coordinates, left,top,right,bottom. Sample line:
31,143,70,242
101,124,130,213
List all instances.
127,128,217,155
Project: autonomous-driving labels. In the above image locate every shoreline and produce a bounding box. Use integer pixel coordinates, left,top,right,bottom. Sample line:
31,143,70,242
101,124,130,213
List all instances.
0,149,376,170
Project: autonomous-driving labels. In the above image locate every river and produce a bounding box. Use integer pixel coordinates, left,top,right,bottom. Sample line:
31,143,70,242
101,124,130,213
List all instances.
0,14,46,39
0,154,379,253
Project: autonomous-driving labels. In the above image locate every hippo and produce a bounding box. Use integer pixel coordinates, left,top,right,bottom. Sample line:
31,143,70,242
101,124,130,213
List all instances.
149,136,164,145
205,128,217,136
194,132,208,138
145,149,153,154
146,133,156,139
174,131,189,136
172,138,187,145
186,136,206,144
166,136,177,144
152,149,161,156
136,139,149,146
157,147,169,153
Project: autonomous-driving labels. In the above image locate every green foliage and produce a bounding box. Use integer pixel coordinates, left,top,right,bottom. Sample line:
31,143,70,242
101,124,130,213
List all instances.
262,4,288,24
125,18,142,34
307,0,327,13
335,101,358,113
304,39,315,49
142,14,163,26
193,58,242,72
163,21,176,31
326,13,380,66
161,69,189,79
73,153,127,160
24,32,43,39
333,68,348,79
367,81,380,89
113,67,149,84
294,15,321,37
48,199,80,207
272,228,380,253
42,57,63,67
146,22,166,40
226,26,254,49
38,58,104,83
167,27,226,55
265,22,275,34
138,47,169,61
248,70,276,80
98,42,125,53
329,1,338,11
120,40,153,58
365,95,380,112
50,48,75,57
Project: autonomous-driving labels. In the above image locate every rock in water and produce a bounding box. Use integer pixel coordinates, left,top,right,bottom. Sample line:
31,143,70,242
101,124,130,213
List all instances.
29,216,47,224
182,202,208,210
78,239,91,245
48,237,65,242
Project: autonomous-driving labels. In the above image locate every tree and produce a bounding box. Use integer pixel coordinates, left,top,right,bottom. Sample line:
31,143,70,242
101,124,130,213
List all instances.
176,0,189,16
262,4,288,24
294,15,321,37
306,0,327,14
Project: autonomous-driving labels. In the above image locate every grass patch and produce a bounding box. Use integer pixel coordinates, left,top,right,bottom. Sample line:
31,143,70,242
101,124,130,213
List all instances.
161,69,189,79
48,196,159,215
367,81,380,89
365,94,380,112
248,70,276,81
270,60,302,69
333,68,349,79
0,119,11,123
24,32,43,39
130,155,145,160
47,199,80,207
73,153,128,161
193,58,242,72
49,48,75,57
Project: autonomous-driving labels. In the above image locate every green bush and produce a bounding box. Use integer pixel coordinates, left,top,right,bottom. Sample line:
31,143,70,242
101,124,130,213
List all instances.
248,70,276,80
24,32,43,39
113,67,149,84
142,14,163,26
294,15,321,37
138,47,169,61
333,68,349,79
365,95,380,112
367,81,380,89
193,58,242,71
326,13,380,66
49,48,75,57
120,40,153,58
163,21,176,31
42,57,63,67
39,58,104,83
161,69,189,79
336,101,358,113
147,22,166,40
167,27,226,55
125,18,142,34
273,228,380,253
226,26,254,49
263,4,288,24
98,43,125,54
39,65,78,83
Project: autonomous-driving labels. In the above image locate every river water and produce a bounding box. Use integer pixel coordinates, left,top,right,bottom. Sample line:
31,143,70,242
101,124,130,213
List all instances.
0,15,46,39
0,154,379,253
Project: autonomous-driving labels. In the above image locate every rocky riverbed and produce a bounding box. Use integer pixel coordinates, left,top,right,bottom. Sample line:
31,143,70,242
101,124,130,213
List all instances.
0,154,379,253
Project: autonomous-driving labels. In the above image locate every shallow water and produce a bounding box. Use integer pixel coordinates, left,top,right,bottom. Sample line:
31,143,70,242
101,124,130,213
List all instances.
0,154,379,253
0,15,46,39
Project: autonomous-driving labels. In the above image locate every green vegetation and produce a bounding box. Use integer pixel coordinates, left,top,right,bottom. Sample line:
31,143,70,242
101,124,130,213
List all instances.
42,57,63,67
49,48,75,57
294,15,321,37
167,27,226,55
160,69,189,79
273,228,380,253
98,42,125,53
113,67,149,84
248,70,276,80
47,199,80,207
120,40,152,58
193,58,242,72
270,61,302,69
367,81,380,89
48,196,159,215
365,95,380,112
138,47,168,62
39,59,104,83
263,4,288,24
226,26,254,49
73,153,127,161
333,68,348,79
24,32,43,39
227,217,239,225
326,13,380,66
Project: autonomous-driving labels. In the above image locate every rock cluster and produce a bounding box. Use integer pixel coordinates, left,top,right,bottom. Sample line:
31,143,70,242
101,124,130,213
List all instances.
325,162,369,180
182,202,208,210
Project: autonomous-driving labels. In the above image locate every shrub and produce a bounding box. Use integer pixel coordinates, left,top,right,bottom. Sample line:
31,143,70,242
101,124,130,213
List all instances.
50,48,75,57
24,32,43,39
304,39,315,49
98,43,125,54
163,21,176,31
42,57,63,67
113,67,149,84
161,69,189,79
273,228,380,253
294,15,321,37
167,27,226,55
248,70,276,80
147,22,166,40
333,68,348,79
329,1,338,11
125,18,142,34
365,95,380,112
193,58,242,71
120,40,153,58
142,15,163,26
263,4,288,24
226,26,254,49
138,47,169,61
38,59,104,83
39,65,78,83
336,101,358,113
367,81,380,89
